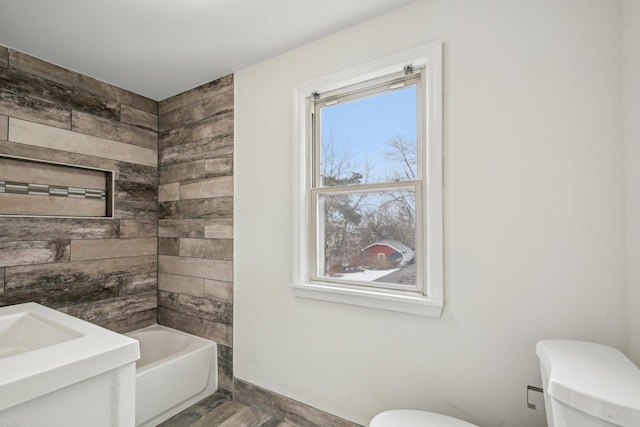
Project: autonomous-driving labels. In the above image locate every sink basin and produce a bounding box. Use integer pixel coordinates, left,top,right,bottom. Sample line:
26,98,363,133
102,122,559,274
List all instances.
0,311,82,359
0,302,140,414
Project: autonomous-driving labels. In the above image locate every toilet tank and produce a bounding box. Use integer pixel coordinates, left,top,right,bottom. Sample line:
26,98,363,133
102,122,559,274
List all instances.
536,340,640,427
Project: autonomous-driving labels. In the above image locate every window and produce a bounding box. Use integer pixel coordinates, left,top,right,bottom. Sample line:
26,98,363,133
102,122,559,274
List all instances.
291,41,443,316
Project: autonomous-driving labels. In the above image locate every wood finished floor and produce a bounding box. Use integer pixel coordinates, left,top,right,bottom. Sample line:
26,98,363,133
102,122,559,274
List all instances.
158,392,294,427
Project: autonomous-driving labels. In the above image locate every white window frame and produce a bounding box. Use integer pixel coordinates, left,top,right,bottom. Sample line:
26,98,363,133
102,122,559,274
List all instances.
291,41,443,317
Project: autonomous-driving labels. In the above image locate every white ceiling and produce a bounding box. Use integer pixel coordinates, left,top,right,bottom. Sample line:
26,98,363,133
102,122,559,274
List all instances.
0,0,418,101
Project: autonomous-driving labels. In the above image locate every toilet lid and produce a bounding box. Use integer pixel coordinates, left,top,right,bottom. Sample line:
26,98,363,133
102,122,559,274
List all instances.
369,409,478,427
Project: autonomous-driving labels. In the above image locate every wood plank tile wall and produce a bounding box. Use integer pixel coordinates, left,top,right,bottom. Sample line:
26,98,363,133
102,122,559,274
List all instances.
0,44,159,333
158,75,234,394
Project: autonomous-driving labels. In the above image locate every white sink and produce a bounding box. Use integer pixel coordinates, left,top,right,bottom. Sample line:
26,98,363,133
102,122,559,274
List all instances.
0,311,82,359
0,302,140,423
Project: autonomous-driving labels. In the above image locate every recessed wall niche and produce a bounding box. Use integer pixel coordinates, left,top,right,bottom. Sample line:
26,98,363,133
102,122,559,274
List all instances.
0,155,113,217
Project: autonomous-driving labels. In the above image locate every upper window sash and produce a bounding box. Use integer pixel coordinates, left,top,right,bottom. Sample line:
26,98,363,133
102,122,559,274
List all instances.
311,72,424,191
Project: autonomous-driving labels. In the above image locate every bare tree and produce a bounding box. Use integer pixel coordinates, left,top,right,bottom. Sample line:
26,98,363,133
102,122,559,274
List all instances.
361,134,417,247
321,133,368,274
320,133,418,274
384,135,417,181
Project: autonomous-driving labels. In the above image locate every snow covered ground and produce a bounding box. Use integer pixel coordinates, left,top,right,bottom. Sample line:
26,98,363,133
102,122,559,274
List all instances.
335,268,399,282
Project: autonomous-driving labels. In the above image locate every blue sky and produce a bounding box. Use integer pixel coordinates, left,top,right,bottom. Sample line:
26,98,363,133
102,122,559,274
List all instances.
320,85,417,183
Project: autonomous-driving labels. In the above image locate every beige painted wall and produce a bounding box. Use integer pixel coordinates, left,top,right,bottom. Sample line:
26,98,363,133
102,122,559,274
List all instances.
234,1,627,426
623,0,640,365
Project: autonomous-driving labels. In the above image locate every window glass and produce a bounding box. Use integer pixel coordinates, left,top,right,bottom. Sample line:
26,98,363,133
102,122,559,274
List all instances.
318,84,418,187
316,189,417,288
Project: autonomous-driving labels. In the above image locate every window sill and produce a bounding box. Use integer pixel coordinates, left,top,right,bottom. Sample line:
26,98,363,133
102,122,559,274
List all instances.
291,282,443,317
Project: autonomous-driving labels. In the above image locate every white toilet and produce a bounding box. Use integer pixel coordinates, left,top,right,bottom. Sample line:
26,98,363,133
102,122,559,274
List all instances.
369,409,477,426
536,339,640,427
371,339,640,427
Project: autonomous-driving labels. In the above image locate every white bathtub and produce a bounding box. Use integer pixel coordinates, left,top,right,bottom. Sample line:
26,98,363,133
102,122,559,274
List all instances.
126,325,217,427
